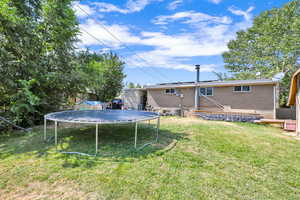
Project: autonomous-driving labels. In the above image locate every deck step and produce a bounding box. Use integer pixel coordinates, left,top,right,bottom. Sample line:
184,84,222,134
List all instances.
284,120,296,131
254,119,296,131
254,119,285,124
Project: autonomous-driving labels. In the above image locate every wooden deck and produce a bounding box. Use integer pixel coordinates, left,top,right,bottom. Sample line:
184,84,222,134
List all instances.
254,119,285,124
254,119,296,131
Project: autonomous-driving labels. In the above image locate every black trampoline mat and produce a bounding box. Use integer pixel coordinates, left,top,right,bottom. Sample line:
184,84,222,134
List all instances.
45,110,159,124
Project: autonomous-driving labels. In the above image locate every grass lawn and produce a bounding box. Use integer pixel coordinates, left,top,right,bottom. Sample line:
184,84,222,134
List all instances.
0,117,300,199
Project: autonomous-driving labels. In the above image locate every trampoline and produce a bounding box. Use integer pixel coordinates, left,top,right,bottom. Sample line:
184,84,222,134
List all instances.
44,110,160,156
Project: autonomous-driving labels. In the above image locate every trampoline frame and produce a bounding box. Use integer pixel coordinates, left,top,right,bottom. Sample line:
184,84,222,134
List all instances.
43,110,160,156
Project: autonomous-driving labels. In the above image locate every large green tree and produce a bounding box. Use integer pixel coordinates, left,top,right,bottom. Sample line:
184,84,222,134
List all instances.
127,82,136,88
127,82,142,88
222,0,300,106
0,0,83,126
78,51,126,102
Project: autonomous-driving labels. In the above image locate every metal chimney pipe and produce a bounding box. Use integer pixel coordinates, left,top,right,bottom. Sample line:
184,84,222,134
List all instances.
195,65,200,109
195,64,200,82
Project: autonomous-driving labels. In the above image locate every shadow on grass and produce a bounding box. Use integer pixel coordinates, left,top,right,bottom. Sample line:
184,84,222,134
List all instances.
0,122,187,168
0,128,54,160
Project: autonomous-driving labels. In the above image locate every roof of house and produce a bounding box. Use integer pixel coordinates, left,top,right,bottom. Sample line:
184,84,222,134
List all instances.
144,79,278,89
287,68,300,106
156,80,218,86
123,88,145,91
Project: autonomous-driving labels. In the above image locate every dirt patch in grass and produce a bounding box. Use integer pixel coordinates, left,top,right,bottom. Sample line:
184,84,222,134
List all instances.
0,180,103,200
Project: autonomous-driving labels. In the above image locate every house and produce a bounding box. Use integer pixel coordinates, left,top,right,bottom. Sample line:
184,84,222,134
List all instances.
144,79,279,119
121,88,147,110
287,69,300,135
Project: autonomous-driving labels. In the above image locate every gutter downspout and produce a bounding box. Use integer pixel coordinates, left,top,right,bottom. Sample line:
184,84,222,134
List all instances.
273,84,276,119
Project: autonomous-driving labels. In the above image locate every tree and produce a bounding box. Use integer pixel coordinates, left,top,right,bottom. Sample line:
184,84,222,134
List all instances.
0,0,83,126
212,71,230,81
136,83,142,88
128,82,136,88
79,51,126,102
222,0,300,106
127,82,142,88
0,1,126,128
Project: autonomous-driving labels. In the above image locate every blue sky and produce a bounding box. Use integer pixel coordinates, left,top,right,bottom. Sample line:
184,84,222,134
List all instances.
72,0,291,85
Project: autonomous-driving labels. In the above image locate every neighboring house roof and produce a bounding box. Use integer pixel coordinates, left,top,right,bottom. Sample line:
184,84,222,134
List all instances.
123,88,146,91
287,68,300,106
144,79,278,89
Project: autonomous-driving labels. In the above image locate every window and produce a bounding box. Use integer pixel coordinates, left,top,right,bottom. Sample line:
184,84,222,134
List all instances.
234,85,251,92
200,88,206,95
200,87,213,96
165,88,176,94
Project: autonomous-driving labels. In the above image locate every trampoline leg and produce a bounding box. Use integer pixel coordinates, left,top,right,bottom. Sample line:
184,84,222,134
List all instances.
134,122,138,149
44,118,47,141
54,121,58,147
95,124,98,155
156,117,160,142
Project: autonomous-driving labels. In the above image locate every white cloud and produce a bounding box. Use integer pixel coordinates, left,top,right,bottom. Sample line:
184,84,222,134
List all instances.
72,2,96,18
228,6,255,21
209,0,223,4
148,11,235,58
78,19,219,71
93,0,163,14
78,19,141,49
127,8,254,71
153,11,232,25
93,2,128,14
126,52,217,72
124,30,225,72
167,0,183,10
140,31,229,57
126,0,163,12
76,6,254,72
78,17,230,57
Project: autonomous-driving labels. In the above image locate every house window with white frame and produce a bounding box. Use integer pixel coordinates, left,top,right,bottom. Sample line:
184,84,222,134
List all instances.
165,88,176,94
200,87,213,96
233,85,251,92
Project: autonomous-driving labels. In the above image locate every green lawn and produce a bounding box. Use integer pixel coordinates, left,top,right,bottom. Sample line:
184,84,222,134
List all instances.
0,117,299,200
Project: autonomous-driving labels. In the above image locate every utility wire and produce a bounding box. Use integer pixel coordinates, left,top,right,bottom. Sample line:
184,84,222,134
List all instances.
80,27,108,47
80,28,164,82
75,4,172,83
